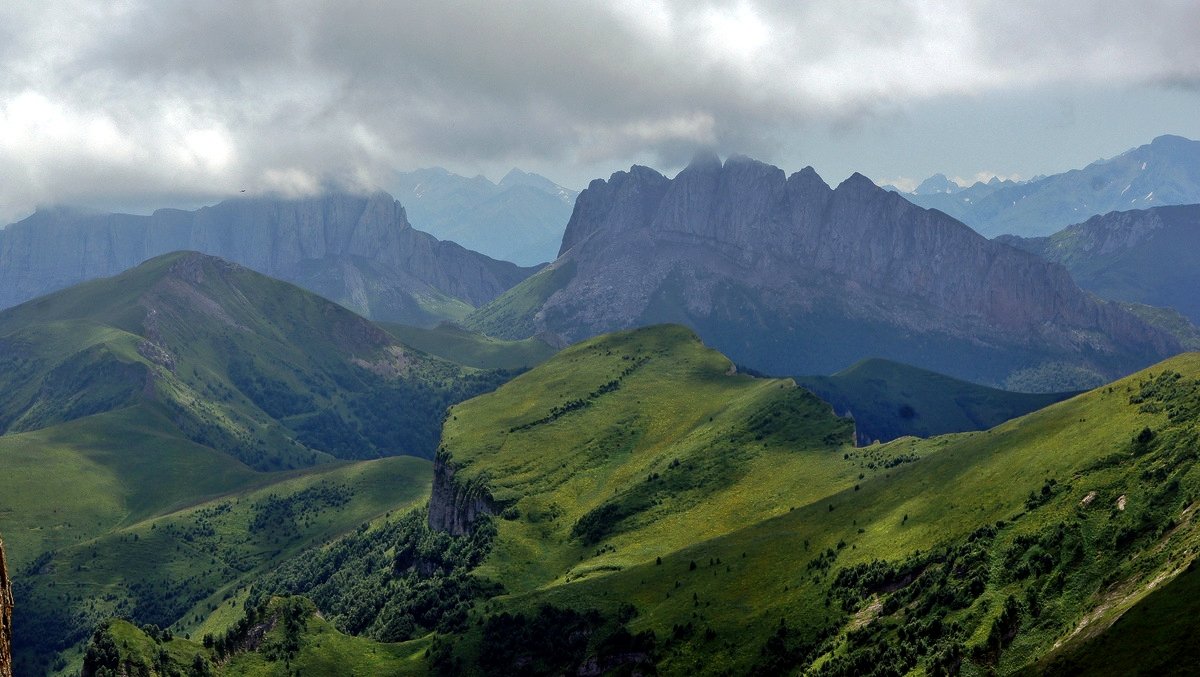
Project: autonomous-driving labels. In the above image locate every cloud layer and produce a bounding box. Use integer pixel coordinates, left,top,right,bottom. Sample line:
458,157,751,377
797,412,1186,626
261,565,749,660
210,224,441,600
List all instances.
2,0,1199,221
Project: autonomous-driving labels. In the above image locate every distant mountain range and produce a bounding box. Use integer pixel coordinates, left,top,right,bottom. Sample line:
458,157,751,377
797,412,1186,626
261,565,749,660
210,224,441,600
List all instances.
391,167,577,265
0,192,538,326
467,152,1183,390
895,135,1200,237
999,203,1200,325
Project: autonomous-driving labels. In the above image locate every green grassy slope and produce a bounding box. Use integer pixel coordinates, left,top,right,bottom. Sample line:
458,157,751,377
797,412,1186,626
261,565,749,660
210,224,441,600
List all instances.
75,327,1200,675
1029,558,1200,676
0,251,505,470
437,325,855,594
797,358,1078,444
422,331,1200,675
17,455,432,676
81,598,431,677
0,252,531,674
463,259,575,339
381,322,557,370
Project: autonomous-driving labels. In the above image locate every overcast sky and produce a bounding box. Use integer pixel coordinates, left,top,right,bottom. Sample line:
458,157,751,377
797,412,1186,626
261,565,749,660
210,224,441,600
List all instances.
2,0,1199,223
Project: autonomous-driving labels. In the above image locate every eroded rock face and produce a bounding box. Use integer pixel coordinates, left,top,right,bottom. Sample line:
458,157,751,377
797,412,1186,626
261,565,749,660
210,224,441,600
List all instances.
1,537,13,677
483,154,1182,387
428,451,493,536
0,192,538,324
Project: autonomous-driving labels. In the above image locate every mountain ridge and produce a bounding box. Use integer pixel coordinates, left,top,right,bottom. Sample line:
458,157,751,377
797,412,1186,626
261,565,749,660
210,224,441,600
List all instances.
470,153,1181,389
902,134,1200,237
998,203,1200,325
0,191,538,326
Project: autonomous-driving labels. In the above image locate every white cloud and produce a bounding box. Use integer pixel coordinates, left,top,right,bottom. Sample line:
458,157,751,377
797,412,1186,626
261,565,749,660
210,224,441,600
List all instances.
0,0,1197,222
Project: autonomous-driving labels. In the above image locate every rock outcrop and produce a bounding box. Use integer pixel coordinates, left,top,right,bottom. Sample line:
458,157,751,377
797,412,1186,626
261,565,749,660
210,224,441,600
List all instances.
0,536,12,677
470,154,1182,389
0,191,539,325
428,451,494,535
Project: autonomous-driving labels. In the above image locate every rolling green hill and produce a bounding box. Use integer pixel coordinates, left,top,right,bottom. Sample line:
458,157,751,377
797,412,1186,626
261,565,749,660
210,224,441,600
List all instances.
22,456,432,676
0,251,509,469
0,252,533,674
72,326,1200,675
797,358,1078,445
424,338,1200,675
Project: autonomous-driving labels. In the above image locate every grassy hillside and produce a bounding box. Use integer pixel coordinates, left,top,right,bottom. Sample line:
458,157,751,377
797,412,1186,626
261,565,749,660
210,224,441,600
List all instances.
75,326,1200,675
464,259,575,339
0,252,534,674
0,251,515,470
420,349,1200,675
381,322,557,370
797,358,1078,444
436,325,855,594
16,454,432,675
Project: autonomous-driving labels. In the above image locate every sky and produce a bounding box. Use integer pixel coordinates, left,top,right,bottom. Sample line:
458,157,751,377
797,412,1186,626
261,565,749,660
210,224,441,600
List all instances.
2,0,1200,223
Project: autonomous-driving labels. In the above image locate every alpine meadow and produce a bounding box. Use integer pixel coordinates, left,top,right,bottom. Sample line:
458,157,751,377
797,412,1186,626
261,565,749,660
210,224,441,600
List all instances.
3,3,1200,676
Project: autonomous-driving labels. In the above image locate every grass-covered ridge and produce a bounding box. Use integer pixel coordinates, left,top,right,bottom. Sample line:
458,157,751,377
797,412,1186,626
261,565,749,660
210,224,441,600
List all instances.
437,324,856,593
423,333,1200,674
0,251,508,470
64,322,1200,675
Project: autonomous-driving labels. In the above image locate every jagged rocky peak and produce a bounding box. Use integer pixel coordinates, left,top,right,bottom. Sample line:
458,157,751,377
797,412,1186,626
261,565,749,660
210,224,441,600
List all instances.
475,152,1181,388
914,173,962,195
558,165,670,256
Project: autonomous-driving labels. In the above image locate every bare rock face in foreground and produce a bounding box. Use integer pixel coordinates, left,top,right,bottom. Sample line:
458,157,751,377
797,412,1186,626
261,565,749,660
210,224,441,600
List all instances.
0,536,12,677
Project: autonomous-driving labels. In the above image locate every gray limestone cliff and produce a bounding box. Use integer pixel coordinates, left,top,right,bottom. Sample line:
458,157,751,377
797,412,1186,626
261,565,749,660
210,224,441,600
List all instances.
0,191,540,325
428,451,494,536
472,154,1184,389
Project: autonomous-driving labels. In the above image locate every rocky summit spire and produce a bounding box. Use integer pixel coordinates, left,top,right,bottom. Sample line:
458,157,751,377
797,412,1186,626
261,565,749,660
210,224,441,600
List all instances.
0,536,12,677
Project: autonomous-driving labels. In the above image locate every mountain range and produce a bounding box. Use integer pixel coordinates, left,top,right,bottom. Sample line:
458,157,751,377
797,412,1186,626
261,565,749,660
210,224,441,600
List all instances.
467,152,1181,390
0,192,537,326
898,135,1200,237
999,204,1200,325
391,167,577,265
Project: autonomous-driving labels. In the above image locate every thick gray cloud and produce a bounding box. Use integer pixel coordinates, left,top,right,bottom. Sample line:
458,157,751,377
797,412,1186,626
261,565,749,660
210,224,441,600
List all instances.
2,0,1199,222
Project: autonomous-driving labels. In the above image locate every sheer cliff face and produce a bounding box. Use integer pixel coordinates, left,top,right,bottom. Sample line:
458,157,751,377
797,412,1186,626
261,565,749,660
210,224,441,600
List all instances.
0,192,538,324
0,537,12,677
488,155,1182,387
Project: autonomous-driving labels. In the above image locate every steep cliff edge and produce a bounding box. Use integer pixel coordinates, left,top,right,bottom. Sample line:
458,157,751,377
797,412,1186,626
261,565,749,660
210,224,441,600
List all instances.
428,450,494,536
0,537,12,677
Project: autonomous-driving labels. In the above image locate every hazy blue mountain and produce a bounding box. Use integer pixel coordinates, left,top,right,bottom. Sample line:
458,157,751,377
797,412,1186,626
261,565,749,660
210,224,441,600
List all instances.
391,167,578,265
0,192,539,326
912,173,962,195
468,153,1181,390
901,135,1200,237
999,203,1200,324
